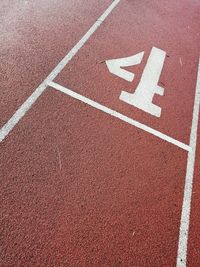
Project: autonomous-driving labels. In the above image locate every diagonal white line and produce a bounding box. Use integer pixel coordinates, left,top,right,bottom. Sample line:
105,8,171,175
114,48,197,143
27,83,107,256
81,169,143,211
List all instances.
0,0,121,142
48,81,191,152
176,58,200,267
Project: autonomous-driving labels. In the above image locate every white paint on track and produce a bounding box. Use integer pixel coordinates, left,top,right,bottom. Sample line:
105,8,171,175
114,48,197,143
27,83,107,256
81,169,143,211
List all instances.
0,0,121,142
176,58,200,267
120,47,166,117
48,81,191,152
106,51,144,82
0,0,199,263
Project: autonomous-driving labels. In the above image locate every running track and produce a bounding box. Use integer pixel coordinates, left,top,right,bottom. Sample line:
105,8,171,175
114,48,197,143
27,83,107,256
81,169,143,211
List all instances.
0,1,200,266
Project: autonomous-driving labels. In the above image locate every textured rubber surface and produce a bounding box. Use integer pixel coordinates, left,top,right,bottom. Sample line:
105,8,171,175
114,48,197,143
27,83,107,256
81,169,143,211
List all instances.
0,0,111,127
0,90,187,266
0,0,199,266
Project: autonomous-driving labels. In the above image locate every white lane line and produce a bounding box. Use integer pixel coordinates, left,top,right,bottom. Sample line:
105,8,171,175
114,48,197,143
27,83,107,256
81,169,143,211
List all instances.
48,81,191,152
0,0,121,142
176,58,200,267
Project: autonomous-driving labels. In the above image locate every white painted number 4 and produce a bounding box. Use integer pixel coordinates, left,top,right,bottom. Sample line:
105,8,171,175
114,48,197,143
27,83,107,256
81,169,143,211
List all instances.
106,47,166,117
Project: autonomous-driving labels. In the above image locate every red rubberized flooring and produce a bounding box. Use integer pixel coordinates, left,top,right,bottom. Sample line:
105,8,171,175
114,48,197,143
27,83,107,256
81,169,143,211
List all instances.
0,1,200,266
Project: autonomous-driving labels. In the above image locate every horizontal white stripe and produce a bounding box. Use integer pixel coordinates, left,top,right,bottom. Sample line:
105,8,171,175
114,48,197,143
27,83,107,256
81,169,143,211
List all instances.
48,81,191,152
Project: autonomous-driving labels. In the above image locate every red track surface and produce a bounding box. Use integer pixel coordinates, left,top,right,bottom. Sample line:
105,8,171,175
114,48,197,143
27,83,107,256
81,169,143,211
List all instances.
0,1,200,266
0,0,111,127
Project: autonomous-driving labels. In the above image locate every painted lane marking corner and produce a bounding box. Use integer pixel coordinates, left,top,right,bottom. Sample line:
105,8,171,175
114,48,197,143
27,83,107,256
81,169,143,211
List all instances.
176,57,200,267
0,0,121,142
47,81,191,152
